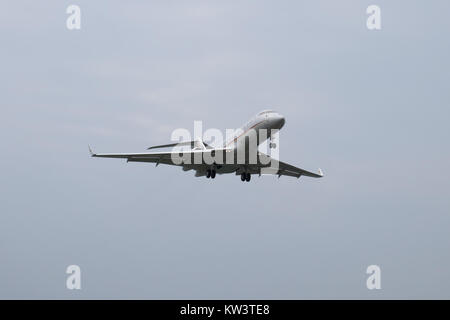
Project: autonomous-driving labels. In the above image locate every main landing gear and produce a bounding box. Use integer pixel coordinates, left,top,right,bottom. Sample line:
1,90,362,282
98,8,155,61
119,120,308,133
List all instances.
206,169,216,179
240,172,251,182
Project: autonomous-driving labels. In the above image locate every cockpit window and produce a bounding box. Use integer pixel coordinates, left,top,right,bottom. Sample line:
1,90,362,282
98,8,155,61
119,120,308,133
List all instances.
257,110,274,116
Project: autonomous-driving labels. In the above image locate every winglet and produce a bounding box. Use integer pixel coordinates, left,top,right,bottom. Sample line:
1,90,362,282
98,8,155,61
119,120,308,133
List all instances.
318,168,323,177
88,145,95,157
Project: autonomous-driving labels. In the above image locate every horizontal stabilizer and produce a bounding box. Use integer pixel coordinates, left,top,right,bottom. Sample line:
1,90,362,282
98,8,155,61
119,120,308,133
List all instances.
148,141,194,150
148,139,207,150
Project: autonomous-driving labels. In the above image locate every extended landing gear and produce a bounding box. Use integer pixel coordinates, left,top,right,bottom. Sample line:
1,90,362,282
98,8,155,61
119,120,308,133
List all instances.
269,136,277,149
269,134,277,149
206,169,216,179
240,172,251,182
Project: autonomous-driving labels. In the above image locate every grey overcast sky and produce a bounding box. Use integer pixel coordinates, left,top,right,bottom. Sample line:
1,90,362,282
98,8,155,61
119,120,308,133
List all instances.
1,1,449,299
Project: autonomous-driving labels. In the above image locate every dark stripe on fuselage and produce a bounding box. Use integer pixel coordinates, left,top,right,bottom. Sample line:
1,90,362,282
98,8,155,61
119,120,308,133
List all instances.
225,120,267,147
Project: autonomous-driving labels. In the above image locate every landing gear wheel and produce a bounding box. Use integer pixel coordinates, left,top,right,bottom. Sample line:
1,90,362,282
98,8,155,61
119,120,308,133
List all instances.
241,173,246,181
210,170,216,179
245,173,251,182
269,142,277,149
206,170,211,178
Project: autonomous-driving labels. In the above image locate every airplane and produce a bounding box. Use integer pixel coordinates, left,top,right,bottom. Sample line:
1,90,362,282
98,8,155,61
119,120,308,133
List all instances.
89,110,323,182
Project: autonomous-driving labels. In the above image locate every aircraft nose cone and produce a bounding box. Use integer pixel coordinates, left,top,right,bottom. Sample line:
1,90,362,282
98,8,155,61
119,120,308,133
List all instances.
275,115,285,129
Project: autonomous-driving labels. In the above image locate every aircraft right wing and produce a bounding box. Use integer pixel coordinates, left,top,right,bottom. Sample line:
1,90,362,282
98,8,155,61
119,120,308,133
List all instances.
90,149,195,166
89,145,228,168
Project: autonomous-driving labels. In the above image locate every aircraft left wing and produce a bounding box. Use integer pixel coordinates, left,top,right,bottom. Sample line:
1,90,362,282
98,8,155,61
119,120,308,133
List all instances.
256,153,323,178
276,159,323,178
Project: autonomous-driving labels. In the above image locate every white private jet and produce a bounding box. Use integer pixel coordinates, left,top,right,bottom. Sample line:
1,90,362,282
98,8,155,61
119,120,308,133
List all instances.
90,110,323,182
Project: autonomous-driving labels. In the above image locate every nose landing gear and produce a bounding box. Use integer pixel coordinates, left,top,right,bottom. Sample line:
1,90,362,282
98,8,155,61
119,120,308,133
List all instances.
269,133,277,149
206,169,216,179
240,172,251,182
